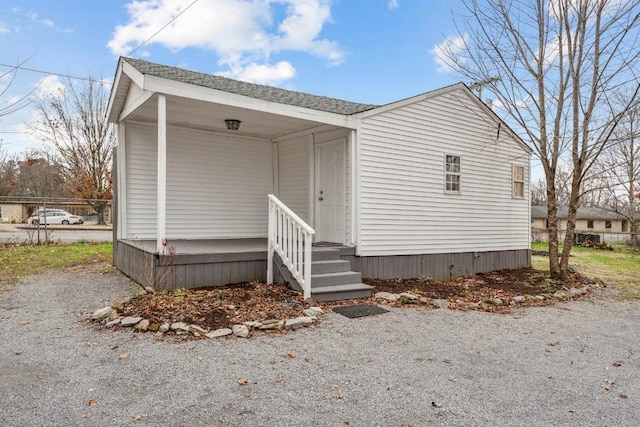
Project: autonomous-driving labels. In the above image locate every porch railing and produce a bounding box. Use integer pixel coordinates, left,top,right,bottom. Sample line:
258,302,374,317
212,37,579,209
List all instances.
267,194,315,299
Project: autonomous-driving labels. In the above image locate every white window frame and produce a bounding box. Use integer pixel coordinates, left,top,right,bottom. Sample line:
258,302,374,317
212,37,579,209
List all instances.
445,154,461,193
512,165,525,198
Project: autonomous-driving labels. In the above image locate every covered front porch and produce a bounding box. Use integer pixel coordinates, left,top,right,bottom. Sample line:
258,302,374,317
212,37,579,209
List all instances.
109,58,373,299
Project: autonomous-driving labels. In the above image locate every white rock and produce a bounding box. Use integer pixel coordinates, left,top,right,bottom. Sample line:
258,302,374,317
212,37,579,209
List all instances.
375,292,398,302
285,317,314,330
514,295,526,303
134,319,150,331
144,286,155,294
258,320,284,330
242,321,262,329
206,328,233,338
232,324,250,338
159,323,170,333
303,307,324,317
120,316,142,327
170,322,189,332
399,292,419,300
569,287,587,296
105,318,120,328
432,299,449,309
91,307,113,322
189,324,208,336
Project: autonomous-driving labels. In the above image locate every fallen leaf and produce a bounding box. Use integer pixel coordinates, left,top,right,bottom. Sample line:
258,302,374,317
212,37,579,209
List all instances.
287,353,296,359
81,412,92,418
334,393,344,399
431,401,442,408
119,353,128,360
238,378,248,386
18,321,29,326
132,415,143,421
604,386,611,391
613,361,623,367
620,394,628,399
269,359,276,365
88,400,97,407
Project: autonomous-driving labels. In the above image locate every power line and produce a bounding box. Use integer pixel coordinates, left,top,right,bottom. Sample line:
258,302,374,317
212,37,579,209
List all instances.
128,0,201,56
0,63,111,85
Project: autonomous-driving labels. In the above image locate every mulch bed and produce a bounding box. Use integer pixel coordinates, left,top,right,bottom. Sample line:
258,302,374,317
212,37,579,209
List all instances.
116,268,594,334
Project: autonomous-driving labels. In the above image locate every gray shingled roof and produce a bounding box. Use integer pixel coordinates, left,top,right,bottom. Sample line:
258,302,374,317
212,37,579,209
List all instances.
531,206,628,220
123,58,378,115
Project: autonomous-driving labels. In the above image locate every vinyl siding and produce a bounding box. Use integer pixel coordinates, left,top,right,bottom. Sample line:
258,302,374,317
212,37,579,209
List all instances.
358,89,530,256
277,134,310,222
125,123,157,239
124,122,273,240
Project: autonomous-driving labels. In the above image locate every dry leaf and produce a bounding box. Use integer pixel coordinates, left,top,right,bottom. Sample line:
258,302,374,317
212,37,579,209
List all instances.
132,415,143,421
238,378,248,386
620,394,628,399
613,361,623,367
431,401,442,408
334,393,343,399
18,321,30,326
604,386,611,391
81,412,92,418
287,353,296,359
269,359,276,365
88,400,97,407
119,353,128,360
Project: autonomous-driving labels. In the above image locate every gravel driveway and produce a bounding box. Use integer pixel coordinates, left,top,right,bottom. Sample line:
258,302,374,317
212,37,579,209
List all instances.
1,267,639,426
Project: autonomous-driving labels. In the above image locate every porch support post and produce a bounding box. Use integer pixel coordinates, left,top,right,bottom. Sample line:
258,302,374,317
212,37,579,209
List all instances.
157,94,167,252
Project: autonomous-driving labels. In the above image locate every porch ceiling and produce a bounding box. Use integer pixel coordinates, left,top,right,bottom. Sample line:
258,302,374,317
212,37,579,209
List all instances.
128,94,330,139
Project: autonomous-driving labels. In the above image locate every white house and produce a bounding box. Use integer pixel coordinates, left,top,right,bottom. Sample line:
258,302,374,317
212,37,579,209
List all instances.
107,57,532,300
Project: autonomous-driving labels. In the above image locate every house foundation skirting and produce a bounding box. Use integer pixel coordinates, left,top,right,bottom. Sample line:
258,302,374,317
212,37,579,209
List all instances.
114,240,530,289
342,249,531,281
114,240,267,289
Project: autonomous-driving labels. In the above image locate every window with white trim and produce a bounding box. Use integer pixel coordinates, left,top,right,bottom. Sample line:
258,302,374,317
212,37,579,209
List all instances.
512,165,525,198
445,155,461,192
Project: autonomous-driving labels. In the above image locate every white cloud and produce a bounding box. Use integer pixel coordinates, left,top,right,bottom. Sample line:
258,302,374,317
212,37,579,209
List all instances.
431,34,467,73
0,22,10,34
220,60,296,85
388,0,399,10
108,0,344,84
33,75,66,99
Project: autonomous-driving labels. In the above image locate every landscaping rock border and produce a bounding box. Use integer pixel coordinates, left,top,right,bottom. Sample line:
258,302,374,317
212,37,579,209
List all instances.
90,300,324,339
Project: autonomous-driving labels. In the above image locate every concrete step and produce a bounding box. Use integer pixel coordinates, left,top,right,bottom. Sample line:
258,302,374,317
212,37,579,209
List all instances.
311,271,363,288
311,283,374,301
312,259,352,275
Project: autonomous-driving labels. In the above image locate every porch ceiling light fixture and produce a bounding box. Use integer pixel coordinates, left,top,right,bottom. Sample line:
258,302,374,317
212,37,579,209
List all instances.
224,119,241,131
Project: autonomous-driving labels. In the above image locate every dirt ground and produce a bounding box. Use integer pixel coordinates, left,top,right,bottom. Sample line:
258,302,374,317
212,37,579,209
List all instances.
118,268,593,333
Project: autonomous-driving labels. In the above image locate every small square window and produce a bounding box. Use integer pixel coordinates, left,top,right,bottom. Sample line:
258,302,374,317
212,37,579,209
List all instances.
605,220,612,229
513,165,525,198
445,155,460,192
587,220,594,229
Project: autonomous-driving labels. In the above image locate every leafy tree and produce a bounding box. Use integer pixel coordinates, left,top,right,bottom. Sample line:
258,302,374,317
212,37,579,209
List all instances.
30,77,115,225
440,0,640,278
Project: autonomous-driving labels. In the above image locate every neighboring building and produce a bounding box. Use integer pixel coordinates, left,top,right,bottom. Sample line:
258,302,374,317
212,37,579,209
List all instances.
531,205,631,243
107,57,532,300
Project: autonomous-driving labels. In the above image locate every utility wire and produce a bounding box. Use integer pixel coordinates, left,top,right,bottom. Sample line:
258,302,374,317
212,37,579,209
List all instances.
128,0,201,56
0,63,111,85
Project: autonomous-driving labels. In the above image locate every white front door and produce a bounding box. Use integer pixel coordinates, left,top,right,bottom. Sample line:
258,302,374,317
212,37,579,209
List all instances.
315,140,345,243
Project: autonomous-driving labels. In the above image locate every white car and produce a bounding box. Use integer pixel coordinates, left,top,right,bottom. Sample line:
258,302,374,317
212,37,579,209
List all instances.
29,211,84,225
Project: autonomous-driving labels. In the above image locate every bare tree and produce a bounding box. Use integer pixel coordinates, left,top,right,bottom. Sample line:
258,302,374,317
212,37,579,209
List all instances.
441,0,640,278
591,93,640,247
30,77,115,225
0,60,35,119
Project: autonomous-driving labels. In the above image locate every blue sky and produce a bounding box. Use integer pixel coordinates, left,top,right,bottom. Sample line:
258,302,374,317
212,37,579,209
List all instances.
0,0,468,156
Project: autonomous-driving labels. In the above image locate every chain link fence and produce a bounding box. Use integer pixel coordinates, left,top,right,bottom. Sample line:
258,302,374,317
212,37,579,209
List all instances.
0,196,113,244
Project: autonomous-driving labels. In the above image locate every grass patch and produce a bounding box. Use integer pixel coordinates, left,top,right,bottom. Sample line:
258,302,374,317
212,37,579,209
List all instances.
0,242,113,286
531,242,640,299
